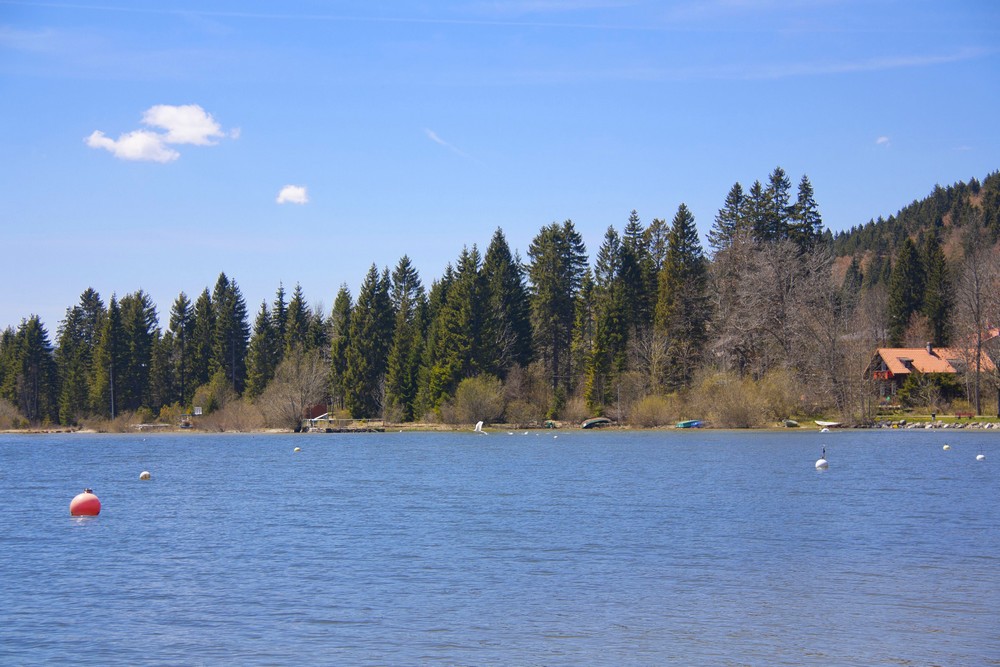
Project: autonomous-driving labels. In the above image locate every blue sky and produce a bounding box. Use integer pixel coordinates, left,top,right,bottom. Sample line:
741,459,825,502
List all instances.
1,0,998,333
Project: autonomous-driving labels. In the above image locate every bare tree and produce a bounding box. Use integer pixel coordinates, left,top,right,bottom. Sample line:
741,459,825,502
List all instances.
954,218,997,415
259,348,330,429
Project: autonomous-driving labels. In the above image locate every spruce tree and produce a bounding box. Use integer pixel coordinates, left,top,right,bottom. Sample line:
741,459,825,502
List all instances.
9,316,58,423
168,292,195,406
119,290,158,412
585,226,627,410
211,273,250,394
620,211,654,338
328,285,353,412
480,229,532,378
708,182,746,253
244,301,279,399
745,180,772,244
887,237,925,346
527,220,587,397
790,174,823,252
656,203,710,388
90,296,126,418
56,289,105,423
425,247,482,409
385,256,426,421
343,266,394,417
190,289,215,392
922,231,951,345
284,283,311,354
765,166,793,242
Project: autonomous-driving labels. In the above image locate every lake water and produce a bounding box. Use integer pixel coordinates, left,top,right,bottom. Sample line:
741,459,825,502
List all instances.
1,429,997,666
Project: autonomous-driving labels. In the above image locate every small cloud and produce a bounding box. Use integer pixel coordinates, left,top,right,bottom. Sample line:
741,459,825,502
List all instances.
142,104,224,145
276,185,309,205
85,129,180,163
86,104,231,161
876,136,890,147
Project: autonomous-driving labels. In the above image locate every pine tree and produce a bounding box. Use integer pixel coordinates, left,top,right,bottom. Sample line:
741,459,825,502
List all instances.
620,210,654,338
118,290,158,412
887,237,926,346
211,273,250,394
328,285,353,412
480,229,532,378
244,301,279,399
765,166,793,242
343,266,394,417
790,174,823,252
585,226,627,410
656,203,710,388
425,247,482,409
272,283,288,358
385,256,426,421
9,316,58,423
190,289,215,393
283,283,311,354
527,220,587,397
90,296,126,418
167,292,195,406
922,231,951,345
745,180,772,244
56,288,105,423
709,182,746,254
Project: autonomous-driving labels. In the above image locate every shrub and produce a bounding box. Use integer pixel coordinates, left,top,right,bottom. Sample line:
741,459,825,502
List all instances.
0,398,27,430
191,371,238,415
688,371,767,428
451,375,505,425
630,394,681,427
560,395,591,424
198,399,265,432
757,368,799,421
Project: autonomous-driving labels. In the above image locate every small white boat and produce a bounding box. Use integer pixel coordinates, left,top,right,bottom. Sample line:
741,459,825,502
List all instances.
815,421,842,428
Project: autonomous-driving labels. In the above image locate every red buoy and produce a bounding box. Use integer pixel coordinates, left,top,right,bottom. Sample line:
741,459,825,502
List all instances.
70,488,101,516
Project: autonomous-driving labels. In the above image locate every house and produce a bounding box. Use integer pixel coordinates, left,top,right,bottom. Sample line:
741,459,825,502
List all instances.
867,340,997,398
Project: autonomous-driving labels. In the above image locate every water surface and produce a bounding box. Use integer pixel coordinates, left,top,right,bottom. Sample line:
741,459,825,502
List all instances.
1,429,997,666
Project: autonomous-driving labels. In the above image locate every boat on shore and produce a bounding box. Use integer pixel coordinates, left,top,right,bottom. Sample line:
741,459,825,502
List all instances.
676,419,703,429
815,420,842,428
581,417,612,429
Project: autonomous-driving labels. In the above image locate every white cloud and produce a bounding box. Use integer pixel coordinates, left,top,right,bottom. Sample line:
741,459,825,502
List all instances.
876,136,890,147
142,104,224,145
85,129,180,163
86,104,232,162
276,185,309,204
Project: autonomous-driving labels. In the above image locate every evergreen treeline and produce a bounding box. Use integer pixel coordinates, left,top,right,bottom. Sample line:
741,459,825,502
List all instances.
2,167,999,427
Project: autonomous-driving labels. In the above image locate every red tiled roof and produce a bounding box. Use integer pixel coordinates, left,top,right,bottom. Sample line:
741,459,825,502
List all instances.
876,348,955,375
875,346,996,375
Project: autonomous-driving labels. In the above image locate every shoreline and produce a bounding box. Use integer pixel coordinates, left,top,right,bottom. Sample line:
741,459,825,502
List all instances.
4,417,999,436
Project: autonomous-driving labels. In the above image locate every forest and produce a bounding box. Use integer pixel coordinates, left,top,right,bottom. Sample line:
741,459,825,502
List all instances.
2,167,1000,430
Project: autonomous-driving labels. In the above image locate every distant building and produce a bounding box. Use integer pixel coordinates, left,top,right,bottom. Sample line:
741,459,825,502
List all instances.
867,334,998,399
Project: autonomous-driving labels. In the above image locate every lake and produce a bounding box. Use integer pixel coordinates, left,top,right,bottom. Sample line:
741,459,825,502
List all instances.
1,429,997,666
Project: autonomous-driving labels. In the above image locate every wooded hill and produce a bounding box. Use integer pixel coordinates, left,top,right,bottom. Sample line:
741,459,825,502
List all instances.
2,168,999,430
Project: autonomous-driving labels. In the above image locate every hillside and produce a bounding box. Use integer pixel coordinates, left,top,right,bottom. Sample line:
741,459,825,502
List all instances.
831,171,1000,285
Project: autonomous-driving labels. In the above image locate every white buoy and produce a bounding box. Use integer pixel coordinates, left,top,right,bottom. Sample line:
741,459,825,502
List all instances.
139,470,151,480
293,447,301,452
820,427,830,433
943,444,951,450
977,454,986,461
815,458,828,469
